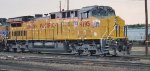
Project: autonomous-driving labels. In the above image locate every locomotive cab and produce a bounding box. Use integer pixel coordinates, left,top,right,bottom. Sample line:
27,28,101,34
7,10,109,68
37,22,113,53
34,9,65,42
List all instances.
79,6,115,19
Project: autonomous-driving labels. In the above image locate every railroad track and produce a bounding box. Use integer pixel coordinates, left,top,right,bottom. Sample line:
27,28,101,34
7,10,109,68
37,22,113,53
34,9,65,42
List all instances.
0,52,150,68
24,57,150,67
20,57,150,67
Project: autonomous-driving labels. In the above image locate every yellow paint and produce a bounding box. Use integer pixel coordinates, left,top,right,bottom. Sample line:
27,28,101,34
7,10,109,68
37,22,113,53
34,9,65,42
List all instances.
8,16,127,41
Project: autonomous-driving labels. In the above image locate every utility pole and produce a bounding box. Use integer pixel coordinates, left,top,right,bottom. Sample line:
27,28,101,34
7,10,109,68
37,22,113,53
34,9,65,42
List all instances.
145,0,149,55
67,0,69,10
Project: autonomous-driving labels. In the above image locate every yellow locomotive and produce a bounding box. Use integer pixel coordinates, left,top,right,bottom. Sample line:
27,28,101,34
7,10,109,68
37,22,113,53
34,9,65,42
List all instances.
3,5,131,56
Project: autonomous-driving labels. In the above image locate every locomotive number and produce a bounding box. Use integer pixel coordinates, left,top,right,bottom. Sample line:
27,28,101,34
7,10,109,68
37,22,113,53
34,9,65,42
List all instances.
80,21,90,27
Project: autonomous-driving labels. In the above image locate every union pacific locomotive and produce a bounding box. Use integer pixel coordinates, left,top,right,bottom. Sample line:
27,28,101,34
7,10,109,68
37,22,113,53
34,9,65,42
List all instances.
0,5,132,56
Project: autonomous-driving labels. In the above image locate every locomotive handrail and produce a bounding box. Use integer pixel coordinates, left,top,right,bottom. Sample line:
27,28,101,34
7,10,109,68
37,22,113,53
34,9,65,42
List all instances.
101,26,108,39
100,25,116,48
100,26,108,48
107,25,117,39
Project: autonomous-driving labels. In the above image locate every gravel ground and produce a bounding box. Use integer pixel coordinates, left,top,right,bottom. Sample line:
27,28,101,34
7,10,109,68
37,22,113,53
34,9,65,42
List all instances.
0,60,149,71
131,47,150,55
0,47,150,71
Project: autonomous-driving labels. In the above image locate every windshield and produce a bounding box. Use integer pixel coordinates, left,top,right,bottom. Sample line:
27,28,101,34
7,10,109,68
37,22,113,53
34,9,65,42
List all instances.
92,6,116,18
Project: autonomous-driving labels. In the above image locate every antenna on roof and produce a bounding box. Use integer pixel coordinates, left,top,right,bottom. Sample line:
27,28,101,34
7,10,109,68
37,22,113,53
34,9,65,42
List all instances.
60,0,62,12
67,0,69,11
44,14,48,17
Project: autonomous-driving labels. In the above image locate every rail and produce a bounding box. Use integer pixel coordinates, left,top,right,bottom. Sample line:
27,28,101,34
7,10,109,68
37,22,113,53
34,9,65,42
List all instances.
0,53,150,68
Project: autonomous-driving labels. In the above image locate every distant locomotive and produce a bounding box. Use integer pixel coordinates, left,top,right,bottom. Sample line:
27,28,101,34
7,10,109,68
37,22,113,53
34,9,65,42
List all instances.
0,5,131,56
0,18,8,41
0,18,8,51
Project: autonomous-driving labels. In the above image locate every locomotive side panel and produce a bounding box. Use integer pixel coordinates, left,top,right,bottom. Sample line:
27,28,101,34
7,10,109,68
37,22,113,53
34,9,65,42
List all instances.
8,17,126,41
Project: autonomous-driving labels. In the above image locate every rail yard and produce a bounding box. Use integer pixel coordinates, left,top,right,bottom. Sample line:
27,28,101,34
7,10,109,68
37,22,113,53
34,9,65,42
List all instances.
0,0,150,71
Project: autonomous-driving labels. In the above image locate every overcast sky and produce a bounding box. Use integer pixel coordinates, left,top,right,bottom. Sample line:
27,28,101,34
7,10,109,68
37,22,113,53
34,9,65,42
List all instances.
0,0,149,24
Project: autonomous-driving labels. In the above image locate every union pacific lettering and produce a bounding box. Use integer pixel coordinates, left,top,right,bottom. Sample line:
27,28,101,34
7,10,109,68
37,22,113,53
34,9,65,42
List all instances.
26,21,91,29
26,24,37,29
40,23,57,28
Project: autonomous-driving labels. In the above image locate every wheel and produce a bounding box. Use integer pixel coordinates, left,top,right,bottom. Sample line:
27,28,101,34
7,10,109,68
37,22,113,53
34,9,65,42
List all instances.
77,50,83,55
20,48,25,53
13,48,17,53
6,48,10,52
89,50,96,56
28,51,33,53
112,54,117,57
99,53,106,57
77,52,81,56
37,52,41,54
87,52,91,56
74,53,80,56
